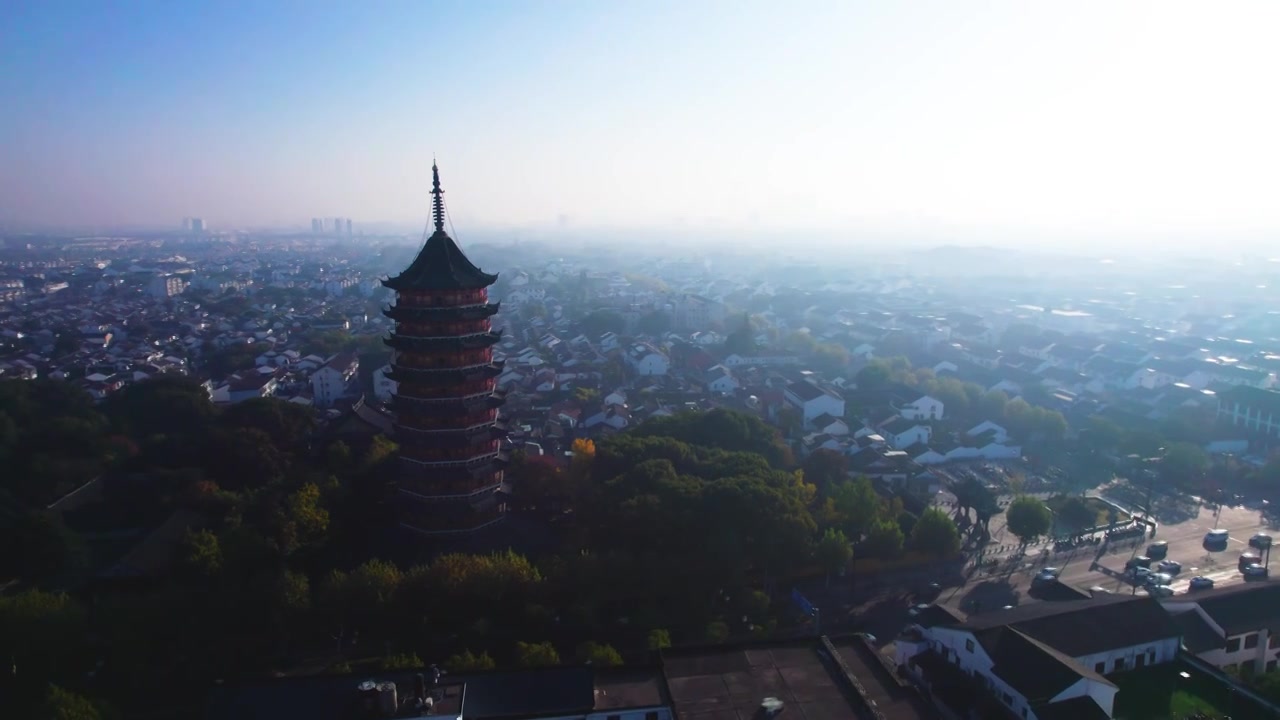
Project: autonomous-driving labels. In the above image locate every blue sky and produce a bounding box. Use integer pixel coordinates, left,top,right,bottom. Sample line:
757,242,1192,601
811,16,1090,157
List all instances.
3,1,1279,247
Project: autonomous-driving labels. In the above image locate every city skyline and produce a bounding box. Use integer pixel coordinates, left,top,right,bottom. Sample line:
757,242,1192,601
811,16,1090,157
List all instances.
4,1,1280,251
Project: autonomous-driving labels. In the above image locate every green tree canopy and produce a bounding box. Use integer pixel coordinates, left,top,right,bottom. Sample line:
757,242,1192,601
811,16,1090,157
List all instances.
1054,495,1098,534
515,641,561,668
1006,496,1053,544
815,528,853,580
910,508,960,558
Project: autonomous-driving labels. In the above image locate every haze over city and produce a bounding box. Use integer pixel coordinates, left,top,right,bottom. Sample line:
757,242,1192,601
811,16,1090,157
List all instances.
4,0,1279,255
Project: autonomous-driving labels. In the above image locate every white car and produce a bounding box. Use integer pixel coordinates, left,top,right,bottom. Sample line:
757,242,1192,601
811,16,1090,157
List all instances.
1034,567,1061,583
1145,572,1174,586
1157,560,1182,575
1147,585,1175,598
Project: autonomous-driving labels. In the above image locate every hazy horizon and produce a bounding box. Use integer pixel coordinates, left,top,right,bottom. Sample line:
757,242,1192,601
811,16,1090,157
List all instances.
4,1,1279,252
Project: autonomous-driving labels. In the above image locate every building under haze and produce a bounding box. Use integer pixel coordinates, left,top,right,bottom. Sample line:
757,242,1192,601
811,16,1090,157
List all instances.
382,163,508,536
312,218,323,234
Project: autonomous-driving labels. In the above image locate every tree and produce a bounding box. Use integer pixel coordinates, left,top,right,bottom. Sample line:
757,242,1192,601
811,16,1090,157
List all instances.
647,629,672,650
802,449,848,496
979,390,1009,421
576,641,623,667
41,684,102,720
178,528,223,578
446,649,496,671
705,621,730,644
380,652,423,670
1161,442,1210,489
855,361,892,393
579,310,626,338
515,641,561,667
815,528,852,586
1055,496,1097,534
862,517,905,560
572,387,600,404
284,482,330,546
830,477,884,537
637,311,672,336
722,314,756,357
910,508,960,558
1006,496,1053,545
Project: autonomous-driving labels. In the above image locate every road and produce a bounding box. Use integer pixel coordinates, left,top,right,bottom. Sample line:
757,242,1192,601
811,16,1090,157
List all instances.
945,493,1277,608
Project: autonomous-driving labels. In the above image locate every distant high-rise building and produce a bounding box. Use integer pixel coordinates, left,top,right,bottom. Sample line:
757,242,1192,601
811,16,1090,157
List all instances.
190,218,205,234
346,218,353,236
312,218,323,234
182,217,192,231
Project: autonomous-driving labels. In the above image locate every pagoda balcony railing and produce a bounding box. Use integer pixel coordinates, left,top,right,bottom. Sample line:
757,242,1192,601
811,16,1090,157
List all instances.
396,289,488,307
398,507,504,536
395,387,504,403
393,349,493,367
395,320,491,336
395,383,495,401
396,418,505,436
399,449,504,468
389,361,503,377
395,411,497,430
392,331,501,343
397,476,504,501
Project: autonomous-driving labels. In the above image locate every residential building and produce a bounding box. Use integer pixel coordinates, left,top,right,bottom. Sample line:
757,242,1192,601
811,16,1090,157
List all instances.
897,596,1181,720
898,393,944,421
625,342,669,376
784,379,845,424
704,364,738,394
310,352,358,408
381,163,509,537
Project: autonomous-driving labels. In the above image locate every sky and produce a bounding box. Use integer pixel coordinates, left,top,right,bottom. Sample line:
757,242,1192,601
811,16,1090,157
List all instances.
2,0,1279,249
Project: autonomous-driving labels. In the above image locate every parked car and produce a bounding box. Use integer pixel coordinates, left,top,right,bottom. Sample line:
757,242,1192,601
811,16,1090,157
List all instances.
1146,541,1169,559
1188,576,1216,590
1204,529,1229,551
1243,564,1270,579
1130,566,1153,581
1249,533,1273,549
1238,553,1262,571
1125,556,1153,570
1145,572,1174,587
1147,585,1175,598
1034,567,1061,584
1158,560,1182,575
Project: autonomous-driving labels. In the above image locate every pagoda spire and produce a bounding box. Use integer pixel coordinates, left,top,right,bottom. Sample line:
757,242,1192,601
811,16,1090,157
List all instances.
431,160,446,233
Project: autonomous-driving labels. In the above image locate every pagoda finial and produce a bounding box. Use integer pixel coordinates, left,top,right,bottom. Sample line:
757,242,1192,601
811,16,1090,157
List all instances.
431,160,446,233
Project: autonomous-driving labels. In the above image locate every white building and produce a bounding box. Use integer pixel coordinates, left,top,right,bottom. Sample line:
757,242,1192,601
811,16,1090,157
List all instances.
897,394,944,421
310,352,358,408
1165,583,1280,676
705,364,738,395
372,364,398,402
897,596,1181,720
625,343,669,376
784,380,845,425
148,274,187,298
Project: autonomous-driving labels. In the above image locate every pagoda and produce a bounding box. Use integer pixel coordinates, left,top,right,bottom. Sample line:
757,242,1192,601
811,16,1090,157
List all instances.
382,162,508,536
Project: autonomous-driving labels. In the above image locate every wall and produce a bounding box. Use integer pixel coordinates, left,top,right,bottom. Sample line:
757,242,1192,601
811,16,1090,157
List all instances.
1073,637,1180,676
1198,627,1280,675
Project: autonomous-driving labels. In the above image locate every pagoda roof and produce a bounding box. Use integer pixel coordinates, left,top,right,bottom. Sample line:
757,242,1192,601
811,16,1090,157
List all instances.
382,162,498,292
383,230,497,291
